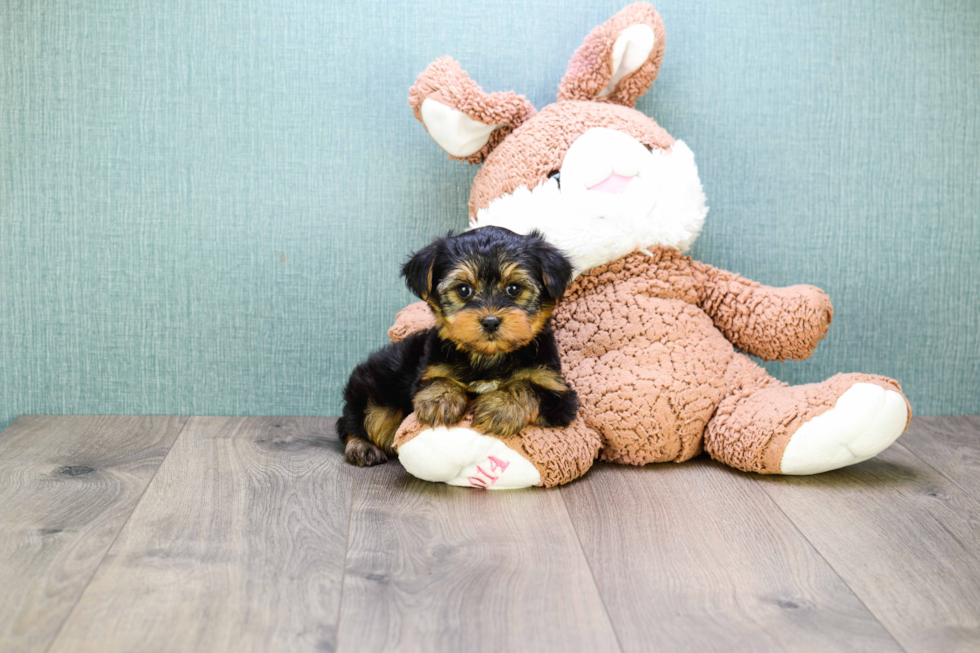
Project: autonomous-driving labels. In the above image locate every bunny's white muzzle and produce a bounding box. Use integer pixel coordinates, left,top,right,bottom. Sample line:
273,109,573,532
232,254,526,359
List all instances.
472,127,708,276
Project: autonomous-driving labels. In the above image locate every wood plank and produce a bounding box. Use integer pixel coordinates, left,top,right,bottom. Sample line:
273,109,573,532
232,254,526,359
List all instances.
48,417,354,653
561,460,901,653
897,415,980,504
0,415,187,653
337,462,620,653
758,438,980,652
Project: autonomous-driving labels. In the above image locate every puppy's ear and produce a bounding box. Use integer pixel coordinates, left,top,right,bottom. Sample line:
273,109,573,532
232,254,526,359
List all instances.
401,239,442,300
527,232,573,301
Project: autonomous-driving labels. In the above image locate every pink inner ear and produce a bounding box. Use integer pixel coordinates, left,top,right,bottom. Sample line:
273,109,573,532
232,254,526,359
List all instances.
588,173,634,194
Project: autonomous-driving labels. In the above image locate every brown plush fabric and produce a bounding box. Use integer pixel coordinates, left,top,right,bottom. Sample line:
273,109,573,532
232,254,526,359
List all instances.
404,12,675,220
394,3,911,486
469,101,674,218
557,2,667,108
393,409,602,488
408,56,537,164
389,247,863,475
704,355,910,473
691,261,834,362
554,249,731,465
388,302,436,343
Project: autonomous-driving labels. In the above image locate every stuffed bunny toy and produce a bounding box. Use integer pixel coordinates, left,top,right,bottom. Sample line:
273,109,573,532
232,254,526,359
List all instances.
387,2,910,489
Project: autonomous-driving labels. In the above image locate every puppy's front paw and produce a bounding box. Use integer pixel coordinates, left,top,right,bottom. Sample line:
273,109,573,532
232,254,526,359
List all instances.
472,391,532,437
414,380,468,427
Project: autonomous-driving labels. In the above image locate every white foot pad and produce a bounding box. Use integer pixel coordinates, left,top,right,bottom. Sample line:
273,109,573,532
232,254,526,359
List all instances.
398,426,541,490
780,383,908,475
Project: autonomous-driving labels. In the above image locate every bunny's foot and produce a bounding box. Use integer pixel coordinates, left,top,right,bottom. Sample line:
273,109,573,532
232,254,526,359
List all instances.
705,353,910,474
395,412,601,489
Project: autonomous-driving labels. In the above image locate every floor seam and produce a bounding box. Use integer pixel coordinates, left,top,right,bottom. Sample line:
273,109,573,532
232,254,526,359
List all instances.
332,463,359,653
753,478,911,653
895,439,980,511
558,484,626,653
42,415,192,653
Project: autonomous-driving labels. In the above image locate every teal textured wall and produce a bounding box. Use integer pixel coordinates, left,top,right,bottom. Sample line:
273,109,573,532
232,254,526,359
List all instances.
1,0,978,431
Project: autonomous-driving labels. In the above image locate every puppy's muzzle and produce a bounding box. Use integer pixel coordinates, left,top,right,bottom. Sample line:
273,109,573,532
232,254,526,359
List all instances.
480,315,502,333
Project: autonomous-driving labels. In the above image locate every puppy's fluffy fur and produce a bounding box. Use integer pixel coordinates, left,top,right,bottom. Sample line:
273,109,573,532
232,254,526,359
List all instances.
336,226,579,466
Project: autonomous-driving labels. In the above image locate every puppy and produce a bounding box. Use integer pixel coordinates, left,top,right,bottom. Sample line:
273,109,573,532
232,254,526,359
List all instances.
336,226,579,467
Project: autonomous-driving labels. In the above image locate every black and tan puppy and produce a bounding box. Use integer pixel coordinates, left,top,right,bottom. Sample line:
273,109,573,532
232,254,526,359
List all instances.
336,226,579,467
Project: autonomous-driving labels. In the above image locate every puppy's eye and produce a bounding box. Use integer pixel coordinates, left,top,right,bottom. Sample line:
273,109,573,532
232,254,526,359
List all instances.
456,284,473,299
547,170,561,188
505,283,522,297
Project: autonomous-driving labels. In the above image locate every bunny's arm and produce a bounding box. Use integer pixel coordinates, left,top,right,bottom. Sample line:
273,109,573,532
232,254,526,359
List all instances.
388,301,438,343
690,261,834,362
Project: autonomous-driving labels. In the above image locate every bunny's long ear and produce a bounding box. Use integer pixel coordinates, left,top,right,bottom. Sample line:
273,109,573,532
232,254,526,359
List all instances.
409,57,536,164
557,3,666,107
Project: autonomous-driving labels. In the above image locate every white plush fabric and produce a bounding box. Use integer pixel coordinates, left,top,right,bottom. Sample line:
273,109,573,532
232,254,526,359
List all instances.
598,24,657,98
780,383,909,475
398,426,541,489
473,128,707,275
419,98,500,157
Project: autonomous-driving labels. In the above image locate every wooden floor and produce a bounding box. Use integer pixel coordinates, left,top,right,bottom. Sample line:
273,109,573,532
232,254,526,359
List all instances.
1,416,979,652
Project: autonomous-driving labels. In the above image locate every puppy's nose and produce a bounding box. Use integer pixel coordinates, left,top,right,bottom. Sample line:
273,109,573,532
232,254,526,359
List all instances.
480,315,502,333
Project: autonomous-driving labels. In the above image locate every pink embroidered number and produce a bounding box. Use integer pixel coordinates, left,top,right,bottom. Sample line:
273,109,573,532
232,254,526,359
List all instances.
467,456,511,488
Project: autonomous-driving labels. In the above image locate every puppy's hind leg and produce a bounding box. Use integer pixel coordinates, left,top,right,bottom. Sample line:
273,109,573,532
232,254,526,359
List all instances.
337,331,426,466
343,434,389,467
337,403,403,467
364,402,404,457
